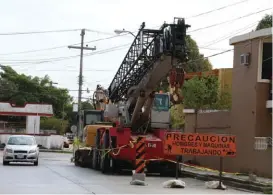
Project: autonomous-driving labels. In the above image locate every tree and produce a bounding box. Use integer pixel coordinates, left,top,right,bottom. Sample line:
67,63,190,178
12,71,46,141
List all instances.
81,100,93,110
256,14,272,31
0,65,73,134
156,35,213,128
169,75,231,128
185,35,212,72
157,35,212,90
40,117,68,135
182,75,231,110
0,66,72,118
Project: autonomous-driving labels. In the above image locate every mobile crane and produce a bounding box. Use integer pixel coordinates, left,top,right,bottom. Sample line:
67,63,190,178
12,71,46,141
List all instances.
74,18,190,175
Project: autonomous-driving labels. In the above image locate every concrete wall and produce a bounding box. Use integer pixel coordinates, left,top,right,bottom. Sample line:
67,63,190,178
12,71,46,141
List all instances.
184,111,232,173
182,32,272,178
184,108,272,178
0,133,64,149
230,38,272,177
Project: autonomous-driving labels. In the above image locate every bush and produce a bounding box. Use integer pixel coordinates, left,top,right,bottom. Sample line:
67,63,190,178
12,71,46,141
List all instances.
40,117,68,135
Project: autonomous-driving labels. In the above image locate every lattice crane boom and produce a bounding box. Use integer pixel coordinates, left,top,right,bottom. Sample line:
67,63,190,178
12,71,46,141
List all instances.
95,18,190,128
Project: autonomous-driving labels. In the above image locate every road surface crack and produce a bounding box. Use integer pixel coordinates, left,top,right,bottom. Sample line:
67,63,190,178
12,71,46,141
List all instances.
44,165,96,194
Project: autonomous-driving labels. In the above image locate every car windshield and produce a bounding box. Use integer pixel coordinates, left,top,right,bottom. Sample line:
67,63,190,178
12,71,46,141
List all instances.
7,136,35,145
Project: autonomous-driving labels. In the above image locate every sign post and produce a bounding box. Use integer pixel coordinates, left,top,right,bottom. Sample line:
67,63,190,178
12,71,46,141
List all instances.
163,132,236,190
175,156,180,180
217,157,224,190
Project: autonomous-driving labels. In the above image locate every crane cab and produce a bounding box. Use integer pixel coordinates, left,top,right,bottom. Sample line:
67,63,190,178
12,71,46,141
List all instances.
151,92,171,129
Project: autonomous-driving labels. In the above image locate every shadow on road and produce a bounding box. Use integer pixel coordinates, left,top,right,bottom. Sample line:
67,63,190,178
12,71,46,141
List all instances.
3,163,35,166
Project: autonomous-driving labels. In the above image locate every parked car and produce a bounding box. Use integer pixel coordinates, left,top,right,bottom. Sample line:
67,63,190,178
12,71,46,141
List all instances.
67,134,74,144
1,135,40,166
63,137,69,148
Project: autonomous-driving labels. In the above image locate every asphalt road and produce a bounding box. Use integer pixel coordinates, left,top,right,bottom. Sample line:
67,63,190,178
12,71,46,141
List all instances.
0,152,253,194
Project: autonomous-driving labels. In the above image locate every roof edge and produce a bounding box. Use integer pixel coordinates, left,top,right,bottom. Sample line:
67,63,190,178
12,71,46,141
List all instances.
229,28,272,45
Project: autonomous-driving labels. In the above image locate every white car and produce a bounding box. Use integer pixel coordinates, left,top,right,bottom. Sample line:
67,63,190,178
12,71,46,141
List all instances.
2,135,40,166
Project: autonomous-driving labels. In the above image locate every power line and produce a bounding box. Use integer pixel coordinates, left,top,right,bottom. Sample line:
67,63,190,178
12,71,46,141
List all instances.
16,69,115,72
188,7,272,33
0,33,132,56
200,20,259,48
0,2,251,57
0,43,131,65
0,29,81,36
0,28,115,36
186,0,249,19
1,43,228,64
182,49,234,66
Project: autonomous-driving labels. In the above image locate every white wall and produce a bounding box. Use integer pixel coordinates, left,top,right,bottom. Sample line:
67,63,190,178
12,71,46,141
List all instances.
0,134,64,149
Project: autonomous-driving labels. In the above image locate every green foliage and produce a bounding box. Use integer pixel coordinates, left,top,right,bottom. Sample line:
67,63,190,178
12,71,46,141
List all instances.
256,14,272,31
185,35,213,72
170,76,231,128
156,36,213,93
182,75,231,110
40,117,68,135
170,104,185,129
81,100,93,110
0,65,75,134
0,66,73,118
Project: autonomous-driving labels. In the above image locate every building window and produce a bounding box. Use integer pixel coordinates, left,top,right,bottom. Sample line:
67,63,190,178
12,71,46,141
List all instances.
261,42,272,80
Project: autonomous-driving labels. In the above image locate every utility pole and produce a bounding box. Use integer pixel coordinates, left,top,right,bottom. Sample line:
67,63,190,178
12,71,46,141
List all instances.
68,29,96,141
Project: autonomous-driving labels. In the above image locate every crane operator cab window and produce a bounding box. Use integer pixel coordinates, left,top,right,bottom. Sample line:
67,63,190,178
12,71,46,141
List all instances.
153,93,170,112
84,111,103,126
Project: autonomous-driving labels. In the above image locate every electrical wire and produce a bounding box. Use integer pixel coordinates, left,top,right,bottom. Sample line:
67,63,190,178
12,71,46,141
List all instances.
186,0,249,19
1,9,267,64
2,55,270,98
0,43,229,65
0,43,131,65
0,1,249,56
0,29,82,36
188,7,272,33
19,69,114,72
199,21,259,48
0,32,132,56
0,3,258,57
0,28,116,36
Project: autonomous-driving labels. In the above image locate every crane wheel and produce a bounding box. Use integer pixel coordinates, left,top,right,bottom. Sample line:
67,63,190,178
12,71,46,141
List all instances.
74,150,81,167
92,149,99,170
92,129,101,170
160,162,176,177
100,130,111,174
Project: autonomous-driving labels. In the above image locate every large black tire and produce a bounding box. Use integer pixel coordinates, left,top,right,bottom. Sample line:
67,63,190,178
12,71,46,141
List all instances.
92,149,99,170
92,129,101,170
3,160,9,166
160,162,177,177
100,129,111,174
74,150,81,167
34,159,39,166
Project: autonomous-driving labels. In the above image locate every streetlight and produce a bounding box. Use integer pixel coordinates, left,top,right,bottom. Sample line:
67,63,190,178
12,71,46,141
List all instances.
114,29,136,37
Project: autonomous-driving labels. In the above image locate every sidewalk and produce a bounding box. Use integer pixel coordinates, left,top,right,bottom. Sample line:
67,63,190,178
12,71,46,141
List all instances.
181,165,272,193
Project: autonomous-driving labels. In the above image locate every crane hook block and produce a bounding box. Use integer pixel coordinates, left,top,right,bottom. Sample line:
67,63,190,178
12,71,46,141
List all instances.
169,68,185,88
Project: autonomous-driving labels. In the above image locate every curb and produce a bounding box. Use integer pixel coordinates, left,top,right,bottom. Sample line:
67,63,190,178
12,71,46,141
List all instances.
0,148,73,154
181,170,272,193
39,149,73,154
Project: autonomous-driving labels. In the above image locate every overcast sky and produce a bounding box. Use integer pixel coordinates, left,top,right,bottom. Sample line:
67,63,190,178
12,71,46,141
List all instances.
0,0,272,102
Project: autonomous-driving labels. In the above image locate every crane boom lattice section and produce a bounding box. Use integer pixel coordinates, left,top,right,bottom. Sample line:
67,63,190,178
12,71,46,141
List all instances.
108,19,189,104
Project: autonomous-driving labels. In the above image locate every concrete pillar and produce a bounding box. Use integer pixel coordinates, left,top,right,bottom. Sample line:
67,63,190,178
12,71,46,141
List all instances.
26,116,40,134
